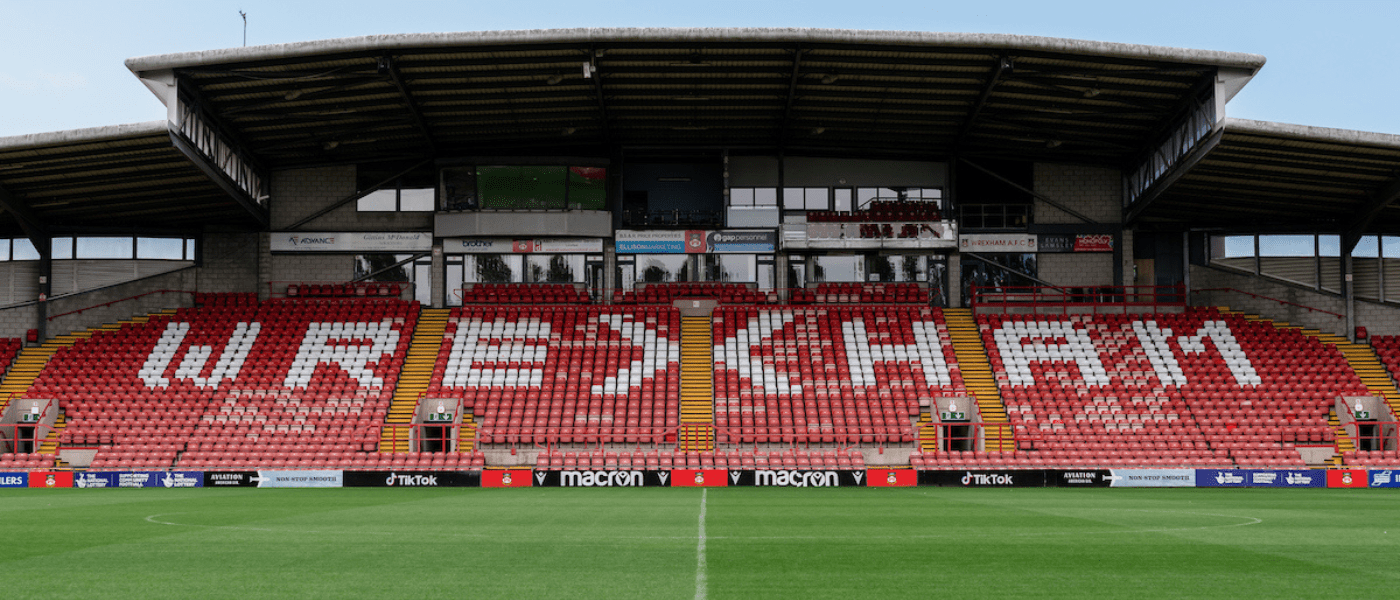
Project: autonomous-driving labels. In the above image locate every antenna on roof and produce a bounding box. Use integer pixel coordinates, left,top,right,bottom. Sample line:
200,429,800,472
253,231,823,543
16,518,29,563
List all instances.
239,10,247,47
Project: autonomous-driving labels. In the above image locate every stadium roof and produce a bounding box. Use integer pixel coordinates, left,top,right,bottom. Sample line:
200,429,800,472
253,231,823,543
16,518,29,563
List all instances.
0,122,265,240
124,28,1265,169
11,28,1400,243
1131,118,1400,243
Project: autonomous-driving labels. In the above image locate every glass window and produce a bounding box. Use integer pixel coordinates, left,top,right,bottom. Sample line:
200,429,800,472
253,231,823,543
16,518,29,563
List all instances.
478,166,568,210
525,254,585,283
0,240,9,262
1317,235,1340,257
1218,235,1255,258
1259,235,1314,257
833,189,853,212
461,254,522,283
137,238,184,260
186,239,197,260
730,188,755,206
1385,237,1400,259
51,237,72,260
804,188,828,210
811,255,861,282
446,256,465,306
567,167,608,210
76,237,134,259
753,188,778,206
12,239,39,261
399,188,436,212
354,254,413,282
357,189,397,211
637,255,691,283
1354,236,1379,258
704,254,756,282
867,255,927,283
782,188,805,210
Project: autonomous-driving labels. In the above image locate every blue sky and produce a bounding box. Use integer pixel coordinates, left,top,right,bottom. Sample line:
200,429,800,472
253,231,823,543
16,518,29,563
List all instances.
3,0,1399,138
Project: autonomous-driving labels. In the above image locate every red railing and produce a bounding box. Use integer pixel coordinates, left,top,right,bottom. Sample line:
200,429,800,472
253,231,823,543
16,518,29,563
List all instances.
46,289,195,322
971,284,1187,315
1189,287,1344,320
1342,421,1400,455
928,421,1016,453
269,281,408,299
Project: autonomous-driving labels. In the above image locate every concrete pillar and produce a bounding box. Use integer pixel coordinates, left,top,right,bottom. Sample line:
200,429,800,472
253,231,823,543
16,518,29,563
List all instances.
430,244,445,308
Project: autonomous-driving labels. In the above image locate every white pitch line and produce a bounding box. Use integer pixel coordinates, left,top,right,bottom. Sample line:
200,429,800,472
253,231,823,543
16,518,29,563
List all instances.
695,489,708,600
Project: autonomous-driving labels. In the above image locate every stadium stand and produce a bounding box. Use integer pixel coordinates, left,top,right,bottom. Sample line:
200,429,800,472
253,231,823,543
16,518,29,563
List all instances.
37,296,438,469
458,283,591,305
711,305,960,445
424,305,681,446
613,283,773,305
965,308,1360,468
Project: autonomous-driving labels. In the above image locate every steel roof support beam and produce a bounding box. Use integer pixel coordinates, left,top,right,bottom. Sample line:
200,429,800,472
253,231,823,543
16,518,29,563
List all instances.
379,55,438,153
954,54,1011,150
777,47,805,146
0,181,50,258
1342,175,1400,254
588,46,612,143
285,158,433,231
960,157,1098,224
1123,127,1223,227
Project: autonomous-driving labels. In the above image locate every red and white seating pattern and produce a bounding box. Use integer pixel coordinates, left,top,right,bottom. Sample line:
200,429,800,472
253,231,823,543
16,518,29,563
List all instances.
534,448,865,470
982,308,1358,468
789,283,926,304
426,306,680,444
459,283,590,305
713,306,962,444
0,453,55,469
613,282,772,305
43,298,416,469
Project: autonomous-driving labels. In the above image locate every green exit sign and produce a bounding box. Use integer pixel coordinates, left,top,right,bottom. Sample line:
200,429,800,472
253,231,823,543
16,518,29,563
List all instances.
940,411,967,421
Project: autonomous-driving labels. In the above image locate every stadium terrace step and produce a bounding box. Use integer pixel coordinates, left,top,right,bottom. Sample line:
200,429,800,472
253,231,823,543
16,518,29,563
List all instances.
381,308,449,453
944,308,1013,452
37,413,65,455
679,315,715,451
1289,325,1383,467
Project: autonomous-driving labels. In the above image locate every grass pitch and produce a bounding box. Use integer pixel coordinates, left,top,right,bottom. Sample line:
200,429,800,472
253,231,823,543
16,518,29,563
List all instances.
2,488,1397,599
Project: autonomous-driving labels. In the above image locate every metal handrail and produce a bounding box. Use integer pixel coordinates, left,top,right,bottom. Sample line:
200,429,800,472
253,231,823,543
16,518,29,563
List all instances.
1190,287,1344,320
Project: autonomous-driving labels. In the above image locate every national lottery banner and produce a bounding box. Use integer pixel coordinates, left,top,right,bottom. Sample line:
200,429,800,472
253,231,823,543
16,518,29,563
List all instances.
918,469,1046,487
255,470,343,488
343,470,480,488
532,470,670,487
670,469,729,487
866,468,917,487
481,468,532,488
1245,470,1325,488
727,470,866,487
1108,469,1195,488
1048,470,1114,487
74,471,203,488
1196,469,1249,487
0,472,27,487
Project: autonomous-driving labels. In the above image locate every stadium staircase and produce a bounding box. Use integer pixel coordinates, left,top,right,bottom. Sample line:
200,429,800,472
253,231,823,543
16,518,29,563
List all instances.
679,315,715,451
381,308,449,453
0,311,169,412
943,308,1013,452
1221,309,1362,467
36,413,66,464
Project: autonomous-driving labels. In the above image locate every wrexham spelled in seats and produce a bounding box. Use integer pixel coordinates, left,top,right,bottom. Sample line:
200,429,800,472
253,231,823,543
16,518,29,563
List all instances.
425,306,680,445
712,306,961,445
975,308,1356,468
42,296,419,469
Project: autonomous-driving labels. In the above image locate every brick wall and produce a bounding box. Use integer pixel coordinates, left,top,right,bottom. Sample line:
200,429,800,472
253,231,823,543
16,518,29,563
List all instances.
1038,253,1114,287
1032,163,1121,225
1190,264,1400,337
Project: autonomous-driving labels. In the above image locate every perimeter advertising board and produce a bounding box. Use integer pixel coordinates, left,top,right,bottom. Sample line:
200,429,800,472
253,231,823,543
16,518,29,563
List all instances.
670,469,729,487
442,238,603,254
27,471,72,488
1327,469,1368,488
1107,469,1195,488
532,470,670,487
343,470,480,487
865,468,917,487
0,472,27,487
73,471,203,488
918,470,1046,487
481,468,532,488
1048,470,1114,487
727,470,866,487
271,232,433,253
1369,469,1400,488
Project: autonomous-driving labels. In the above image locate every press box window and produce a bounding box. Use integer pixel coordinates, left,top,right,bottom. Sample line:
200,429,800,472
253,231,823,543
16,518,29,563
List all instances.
358,183,437,212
